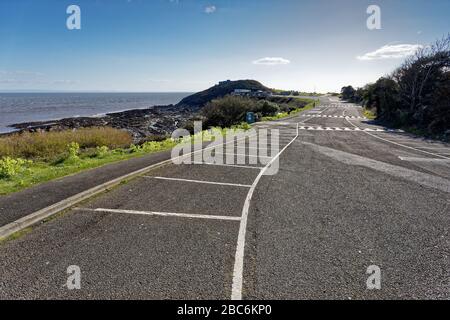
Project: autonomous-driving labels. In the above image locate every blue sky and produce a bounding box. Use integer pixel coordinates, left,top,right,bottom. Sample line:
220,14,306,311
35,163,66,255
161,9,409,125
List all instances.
0,0,449,92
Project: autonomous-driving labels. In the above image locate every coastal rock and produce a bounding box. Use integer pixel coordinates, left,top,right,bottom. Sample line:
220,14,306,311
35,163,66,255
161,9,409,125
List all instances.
6,80,271,142
9,105,194,142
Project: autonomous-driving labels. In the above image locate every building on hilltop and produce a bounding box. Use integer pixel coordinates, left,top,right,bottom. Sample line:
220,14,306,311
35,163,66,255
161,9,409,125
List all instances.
231,89,271,98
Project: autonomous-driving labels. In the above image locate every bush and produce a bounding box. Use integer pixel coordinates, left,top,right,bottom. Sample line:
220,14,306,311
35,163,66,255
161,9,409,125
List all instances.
95,145,110,158
64,142,80,164
68,142,80,157
202,96,256,127
202,96,293,128
0,157,32,179
254,100,279,116
0,127,133,160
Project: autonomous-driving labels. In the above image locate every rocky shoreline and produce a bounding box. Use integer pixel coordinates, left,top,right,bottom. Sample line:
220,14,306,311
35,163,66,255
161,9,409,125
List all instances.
6,104,196,143
3,80,277,143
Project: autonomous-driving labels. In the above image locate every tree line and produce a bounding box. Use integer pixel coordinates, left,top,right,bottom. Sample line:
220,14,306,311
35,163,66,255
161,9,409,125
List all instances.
341,35,450,137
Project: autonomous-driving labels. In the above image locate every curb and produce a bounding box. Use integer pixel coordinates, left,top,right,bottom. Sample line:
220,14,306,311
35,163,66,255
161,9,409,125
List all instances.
0,158,174,240
0,134,249,240
0,113,310,241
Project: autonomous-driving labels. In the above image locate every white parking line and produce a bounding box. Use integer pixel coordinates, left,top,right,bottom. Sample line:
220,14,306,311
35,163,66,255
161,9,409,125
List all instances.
191,162,264,170
411,147,450,151
146,176,252,188
398,157,450,163
236,146,269,151
231,123,299,300
213,153,273,160
77,208,242,221
345,118,450,160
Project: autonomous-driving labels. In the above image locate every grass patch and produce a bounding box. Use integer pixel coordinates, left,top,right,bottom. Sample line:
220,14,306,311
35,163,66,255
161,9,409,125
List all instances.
0,127,132,160
0,126,248,196
0,227,33,244
0,142,177,195
261,98,317,121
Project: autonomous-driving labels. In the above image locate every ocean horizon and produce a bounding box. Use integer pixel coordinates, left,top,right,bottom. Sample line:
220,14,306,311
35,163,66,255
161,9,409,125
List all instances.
0,92,192,133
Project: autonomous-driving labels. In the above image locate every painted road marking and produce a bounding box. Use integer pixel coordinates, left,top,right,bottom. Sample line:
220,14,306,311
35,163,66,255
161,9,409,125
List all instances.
146,176,252,188
236,146,269,150
78,208,242,221
231,123,299,300
398,157,450,163
300,114,367,119
303,142,450,193
345,118,450,160
81,208,241,221
411,146,450,150
297,126,387,132
212,153,274,160
190,162,264,170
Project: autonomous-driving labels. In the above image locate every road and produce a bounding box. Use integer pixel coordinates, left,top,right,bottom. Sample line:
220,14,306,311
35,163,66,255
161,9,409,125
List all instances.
0,97,449,299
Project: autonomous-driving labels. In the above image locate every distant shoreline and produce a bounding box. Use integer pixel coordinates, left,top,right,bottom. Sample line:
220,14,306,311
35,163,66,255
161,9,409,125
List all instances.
1,104,194,142
0,92,193,135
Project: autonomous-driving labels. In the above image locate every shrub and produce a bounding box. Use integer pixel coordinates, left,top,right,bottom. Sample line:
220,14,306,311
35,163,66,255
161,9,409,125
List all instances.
129,144,140,153
95,145,110,158
65,142,80,164
202,96,256,127
0,157,32,179
254,100,279,116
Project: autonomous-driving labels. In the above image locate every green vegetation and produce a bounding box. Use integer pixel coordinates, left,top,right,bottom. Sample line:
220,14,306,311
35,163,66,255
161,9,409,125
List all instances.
363,108,377,120
0,127,132,160
0,227,33,244
261,99,316,121
202,95,317,127
0,157,33,179
0,124,254,195
0,129,179,195
0,92,315,195
272,89,322,97
341,35,450,139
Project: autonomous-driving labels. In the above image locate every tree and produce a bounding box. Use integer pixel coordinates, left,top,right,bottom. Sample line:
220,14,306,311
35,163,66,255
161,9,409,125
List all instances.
341,86,356,101
347,34,450,137
254,100,279,116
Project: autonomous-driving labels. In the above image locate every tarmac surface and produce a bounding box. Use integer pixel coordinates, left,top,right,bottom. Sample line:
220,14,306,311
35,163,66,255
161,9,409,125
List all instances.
0,97,449,299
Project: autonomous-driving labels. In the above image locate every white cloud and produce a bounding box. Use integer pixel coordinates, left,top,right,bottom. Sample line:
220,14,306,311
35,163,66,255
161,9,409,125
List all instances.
252,57,291,65
357,44,423,61
204,5,216,14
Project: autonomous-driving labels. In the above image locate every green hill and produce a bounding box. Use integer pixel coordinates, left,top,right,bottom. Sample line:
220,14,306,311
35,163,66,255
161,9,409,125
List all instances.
177,80,272,110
